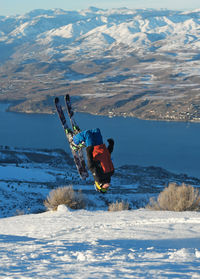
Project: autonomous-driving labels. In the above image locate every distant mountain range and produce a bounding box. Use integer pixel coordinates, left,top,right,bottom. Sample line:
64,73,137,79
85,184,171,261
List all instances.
0,7,200,121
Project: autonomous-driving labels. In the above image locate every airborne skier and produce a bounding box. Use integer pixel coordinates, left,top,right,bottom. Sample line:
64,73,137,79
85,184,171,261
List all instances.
73,128,114,193
55,95,114,193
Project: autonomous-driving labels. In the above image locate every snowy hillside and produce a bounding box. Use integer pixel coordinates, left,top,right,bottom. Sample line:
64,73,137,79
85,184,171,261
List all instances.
0,8,200,121
1,145,200,277
0,206,200,278
1,146,200,218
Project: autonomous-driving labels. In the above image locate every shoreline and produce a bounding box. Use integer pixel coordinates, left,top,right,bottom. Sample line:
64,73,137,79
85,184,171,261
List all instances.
2,101,200,124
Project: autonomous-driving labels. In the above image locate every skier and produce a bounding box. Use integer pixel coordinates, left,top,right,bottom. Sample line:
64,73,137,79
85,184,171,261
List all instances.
72,128,114,193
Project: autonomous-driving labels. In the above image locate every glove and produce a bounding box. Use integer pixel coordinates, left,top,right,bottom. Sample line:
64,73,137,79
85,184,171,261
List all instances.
107,138,114,145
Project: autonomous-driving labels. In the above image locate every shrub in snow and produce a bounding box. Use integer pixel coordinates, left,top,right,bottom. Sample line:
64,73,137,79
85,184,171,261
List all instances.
44,186,86,211
108,200,129,211
147,183,200,211
15,209,25,216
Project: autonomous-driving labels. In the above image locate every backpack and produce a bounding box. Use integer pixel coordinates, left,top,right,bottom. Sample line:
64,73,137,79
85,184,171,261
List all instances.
92,144,114,173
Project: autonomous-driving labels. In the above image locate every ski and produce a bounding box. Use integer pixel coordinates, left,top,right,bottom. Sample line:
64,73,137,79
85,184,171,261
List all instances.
65,94,89,178
55,97,88,180
65,94,80,134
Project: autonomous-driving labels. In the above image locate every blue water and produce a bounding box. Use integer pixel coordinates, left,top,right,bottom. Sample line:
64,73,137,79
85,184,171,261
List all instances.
0,104,200,178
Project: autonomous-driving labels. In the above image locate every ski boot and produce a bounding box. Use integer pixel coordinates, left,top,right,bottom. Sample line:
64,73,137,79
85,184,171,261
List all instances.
71,142,85,152
65,128,85,152
72,124,81,134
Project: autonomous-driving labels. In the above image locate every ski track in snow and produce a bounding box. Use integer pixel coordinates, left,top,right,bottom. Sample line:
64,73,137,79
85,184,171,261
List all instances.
0,206,200,278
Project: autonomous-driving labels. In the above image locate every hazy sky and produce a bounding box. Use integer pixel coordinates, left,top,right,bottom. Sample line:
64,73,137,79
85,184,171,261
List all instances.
0,0,199,16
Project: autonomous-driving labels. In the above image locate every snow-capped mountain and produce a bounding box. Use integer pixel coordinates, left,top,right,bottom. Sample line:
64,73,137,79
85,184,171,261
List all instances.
0,8,200,121
1,8,200,56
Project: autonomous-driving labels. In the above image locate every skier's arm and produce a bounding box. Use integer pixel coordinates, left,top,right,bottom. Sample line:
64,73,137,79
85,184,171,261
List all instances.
86,146,96,170
107,138,114,154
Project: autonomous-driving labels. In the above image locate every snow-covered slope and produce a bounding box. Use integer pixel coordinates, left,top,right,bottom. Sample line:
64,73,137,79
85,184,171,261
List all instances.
1,145,200,277
0,206,200,278
1,146,200,218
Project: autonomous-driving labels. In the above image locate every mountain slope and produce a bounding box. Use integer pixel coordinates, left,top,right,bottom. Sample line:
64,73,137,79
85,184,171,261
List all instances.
0,8,200,121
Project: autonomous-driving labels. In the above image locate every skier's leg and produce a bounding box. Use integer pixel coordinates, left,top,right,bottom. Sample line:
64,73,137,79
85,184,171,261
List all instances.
73,128,103,147
73,130,87,145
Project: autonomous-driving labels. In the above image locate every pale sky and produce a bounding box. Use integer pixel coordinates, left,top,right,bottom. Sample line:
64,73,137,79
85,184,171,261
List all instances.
0,0,199,16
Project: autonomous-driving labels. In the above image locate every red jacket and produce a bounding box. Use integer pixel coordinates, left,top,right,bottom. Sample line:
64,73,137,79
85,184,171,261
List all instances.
93,144,114,173
86,139,114,184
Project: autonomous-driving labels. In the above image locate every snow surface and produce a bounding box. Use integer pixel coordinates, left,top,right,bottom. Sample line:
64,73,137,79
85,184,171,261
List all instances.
0,206,200,278
1,147,200,277
0,165,56,182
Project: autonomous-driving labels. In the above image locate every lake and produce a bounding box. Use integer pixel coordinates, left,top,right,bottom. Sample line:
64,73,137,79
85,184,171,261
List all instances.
0,103,200,178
